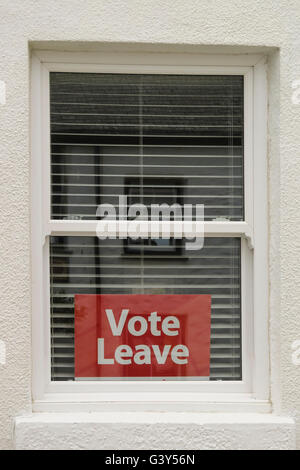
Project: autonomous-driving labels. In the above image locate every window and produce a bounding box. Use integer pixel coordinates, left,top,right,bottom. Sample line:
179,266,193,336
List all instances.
32,52,269,407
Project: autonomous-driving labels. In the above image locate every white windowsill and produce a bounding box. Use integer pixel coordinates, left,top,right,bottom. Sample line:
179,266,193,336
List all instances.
15,412,295,450
33,393,272,413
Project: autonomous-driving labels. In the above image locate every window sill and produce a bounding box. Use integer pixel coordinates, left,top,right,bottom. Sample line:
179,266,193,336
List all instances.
15,412,295,450
32,393,272,413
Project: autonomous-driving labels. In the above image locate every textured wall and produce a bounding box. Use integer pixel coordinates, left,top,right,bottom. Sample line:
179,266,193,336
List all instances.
0,0,299,450
15,413,296,450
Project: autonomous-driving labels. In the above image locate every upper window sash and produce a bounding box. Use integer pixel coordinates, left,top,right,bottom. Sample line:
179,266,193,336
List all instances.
41,62,254,248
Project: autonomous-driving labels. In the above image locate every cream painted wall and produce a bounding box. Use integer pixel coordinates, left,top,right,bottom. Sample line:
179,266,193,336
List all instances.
0,0,299,450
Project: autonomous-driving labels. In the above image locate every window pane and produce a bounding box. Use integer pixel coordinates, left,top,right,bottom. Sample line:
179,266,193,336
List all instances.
50,236,241,381
50,73,244,221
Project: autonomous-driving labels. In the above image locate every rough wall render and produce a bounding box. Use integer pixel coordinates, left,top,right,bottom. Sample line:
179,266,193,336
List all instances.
14,413,296,450
0,0,299,450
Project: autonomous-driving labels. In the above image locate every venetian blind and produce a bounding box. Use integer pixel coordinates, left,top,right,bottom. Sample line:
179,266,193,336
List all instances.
50,73,243,220
49,72,243,381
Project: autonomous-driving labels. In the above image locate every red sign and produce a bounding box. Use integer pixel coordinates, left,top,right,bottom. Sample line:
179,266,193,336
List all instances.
75,294,211,379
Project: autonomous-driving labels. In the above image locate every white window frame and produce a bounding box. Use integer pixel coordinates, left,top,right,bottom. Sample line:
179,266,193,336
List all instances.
31,51,269,413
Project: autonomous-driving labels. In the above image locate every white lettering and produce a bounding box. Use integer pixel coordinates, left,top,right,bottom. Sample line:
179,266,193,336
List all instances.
152,345,171,364
128,316,148,336
98,339,189,366
97,338,114,364
134,345,151,364
171,344,189,364
115,344,133,364
162,316,180,336
105,308,129,336
148,312,161,336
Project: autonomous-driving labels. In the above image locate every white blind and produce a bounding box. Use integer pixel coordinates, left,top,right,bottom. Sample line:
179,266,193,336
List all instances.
50,73,244,221
49,72,243,382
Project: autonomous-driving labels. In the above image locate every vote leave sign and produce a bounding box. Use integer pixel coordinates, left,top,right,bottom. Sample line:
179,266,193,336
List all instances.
75,294,211,379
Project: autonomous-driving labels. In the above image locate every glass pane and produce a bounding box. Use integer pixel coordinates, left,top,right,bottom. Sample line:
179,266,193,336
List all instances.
50,236,241,381
50,73,244,221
